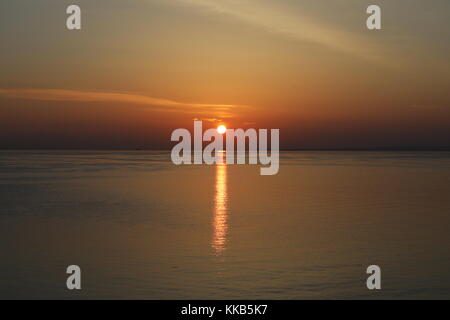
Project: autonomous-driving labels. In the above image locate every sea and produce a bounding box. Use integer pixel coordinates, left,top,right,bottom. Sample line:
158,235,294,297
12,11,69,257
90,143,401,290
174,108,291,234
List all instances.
1,150,449,299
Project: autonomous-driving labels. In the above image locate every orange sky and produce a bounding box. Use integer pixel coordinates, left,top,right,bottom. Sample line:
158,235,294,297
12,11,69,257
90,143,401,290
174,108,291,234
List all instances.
0,0,449,149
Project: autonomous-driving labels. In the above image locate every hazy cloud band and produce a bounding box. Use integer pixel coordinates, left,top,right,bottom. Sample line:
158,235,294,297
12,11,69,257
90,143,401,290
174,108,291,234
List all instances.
0,88,245,117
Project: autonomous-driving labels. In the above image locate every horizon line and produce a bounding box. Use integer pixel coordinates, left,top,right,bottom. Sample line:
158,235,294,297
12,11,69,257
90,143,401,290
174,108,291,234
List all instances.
1,147,450,152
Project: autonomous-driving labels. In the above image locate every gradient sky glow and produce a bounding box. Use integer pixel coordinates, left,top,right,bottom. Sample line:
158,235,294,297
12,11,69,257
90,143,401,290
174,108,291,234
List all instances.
1,0,449,149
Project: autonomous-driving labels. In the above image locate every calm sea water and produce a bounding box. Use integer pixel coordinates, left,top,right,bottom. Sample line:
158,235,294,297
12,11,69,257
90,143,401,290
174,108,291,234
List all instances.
1,151,450,299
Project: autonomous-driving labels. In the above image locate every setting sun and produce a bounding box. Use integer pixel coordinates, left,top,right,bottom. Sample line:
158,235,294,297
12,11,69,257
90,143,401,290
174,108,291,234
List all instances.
217,125,227,134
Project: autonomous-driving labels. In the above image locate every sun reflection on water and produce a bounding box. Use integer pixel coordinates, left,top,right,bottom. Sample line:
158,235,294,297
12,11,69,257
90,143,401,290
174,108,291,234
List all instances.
212,151,228,255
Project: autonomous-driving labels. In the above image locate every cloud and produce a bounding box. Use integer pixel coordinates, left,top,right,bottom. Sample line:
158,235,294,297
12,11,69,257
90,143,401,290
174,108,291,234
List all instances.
175,0,385,63
0,88,246,118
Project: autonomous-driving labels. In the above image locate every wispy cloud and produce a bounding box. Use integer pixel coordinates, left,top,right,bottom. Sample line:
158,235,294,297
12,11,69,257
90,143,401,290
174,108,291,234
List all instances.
0,88,246,118
175,0,385,63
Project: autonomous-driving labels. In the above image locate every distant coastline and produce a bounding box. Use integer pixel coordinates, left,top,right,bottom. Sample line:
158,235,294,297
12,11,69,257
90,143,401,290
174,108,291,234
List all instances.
1,147,450,152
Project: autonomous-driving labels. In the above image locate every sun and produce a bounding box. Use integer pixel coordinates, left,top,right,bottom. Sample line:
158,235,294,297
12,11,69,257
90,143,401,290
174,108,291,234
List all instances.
217,125,227,134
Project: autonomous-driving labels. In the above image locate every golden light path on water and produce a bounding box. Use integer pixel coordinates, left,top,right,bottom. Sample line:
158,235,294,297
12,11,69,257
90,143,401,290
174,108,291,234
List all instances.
212,151,228,255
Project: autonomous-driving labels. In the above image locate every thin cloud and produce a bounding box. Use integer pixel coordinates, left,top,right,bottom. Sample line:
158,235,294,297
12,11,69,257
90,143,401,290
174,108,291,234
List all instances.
0,88,246,118
176,0,386,63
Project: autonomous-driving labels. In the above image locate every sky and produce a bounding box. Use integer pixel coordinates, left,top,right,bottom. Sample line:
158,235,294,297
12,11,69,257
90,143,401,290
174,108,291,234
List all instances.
0,0,449,149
